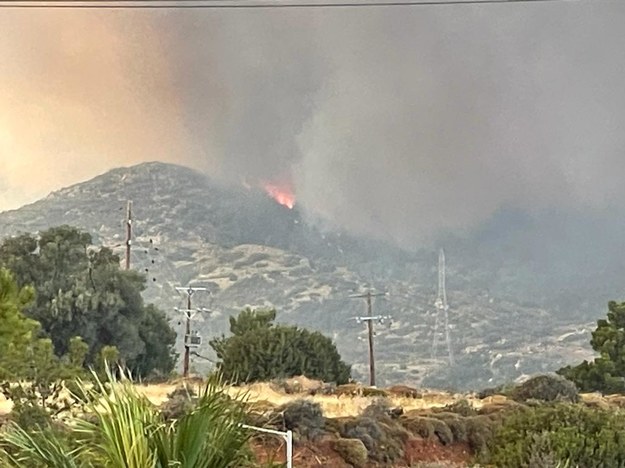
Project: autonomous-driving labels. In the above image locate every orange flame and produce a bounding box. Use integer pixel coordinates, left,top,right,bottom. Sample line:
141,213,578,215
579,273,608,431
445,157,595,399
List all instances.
263,183,295,209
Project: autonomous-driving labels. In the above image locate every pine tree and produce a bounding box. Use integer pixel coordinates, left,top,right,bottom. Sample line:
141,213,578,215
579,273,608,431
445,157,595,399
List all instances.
559,301,625,392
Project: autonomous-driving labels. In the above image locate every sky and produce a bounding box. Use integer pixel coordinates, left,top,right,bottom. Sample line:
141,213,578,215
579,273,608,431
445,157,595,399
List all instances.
1,1,625,246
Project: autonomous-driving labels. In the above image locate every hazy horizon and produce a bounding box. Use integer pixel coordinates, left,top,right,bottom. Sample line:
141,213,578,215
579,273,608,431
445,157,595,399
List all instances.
2,1,625,246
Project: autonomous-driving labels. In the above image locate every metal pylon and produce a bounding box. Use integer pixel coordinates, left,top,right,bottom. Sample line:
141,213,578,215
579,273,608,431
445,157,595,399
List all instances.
431,249,454,366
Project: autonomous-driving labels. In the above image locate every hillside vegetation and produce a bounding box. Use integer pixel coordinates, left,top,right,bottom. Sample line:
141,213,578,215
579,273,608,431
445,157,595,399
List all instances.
1,230,625,466
0,162,600,389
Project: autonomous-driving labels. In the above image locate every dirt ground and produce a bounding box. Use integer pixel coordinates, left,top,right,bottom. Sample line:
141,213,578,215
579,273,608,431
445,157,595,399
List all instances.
252,434,473,467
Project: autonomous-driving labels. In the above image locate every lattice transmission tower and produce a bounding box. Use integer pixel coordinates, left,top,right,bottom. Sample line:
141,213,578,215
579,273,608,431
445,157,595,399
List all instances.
431,249,454,366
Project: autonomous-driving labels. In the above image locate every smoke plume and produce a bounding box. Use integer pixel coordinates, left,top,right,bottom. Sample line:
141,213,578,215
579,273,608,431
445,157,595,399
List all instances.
2,3,625,245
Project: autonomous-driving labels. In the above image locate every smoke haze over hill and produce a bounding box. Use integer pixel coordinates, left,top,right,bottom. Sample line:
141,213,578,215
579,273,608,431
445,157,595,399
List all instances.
2,2,625,245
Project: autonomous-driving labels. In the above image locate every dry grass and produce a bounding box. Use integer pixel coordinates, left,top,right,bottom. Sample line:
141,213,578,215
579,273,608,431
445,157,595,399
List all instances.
0,381,491,419
133,382,487,418
130,385,625,418
3,380,606,420
0,393,11,415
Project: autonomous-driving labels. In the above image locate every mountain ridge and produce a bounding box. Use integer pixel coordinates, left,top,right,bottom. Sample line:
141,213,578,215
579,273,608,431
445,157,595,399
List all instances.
0,162,596,390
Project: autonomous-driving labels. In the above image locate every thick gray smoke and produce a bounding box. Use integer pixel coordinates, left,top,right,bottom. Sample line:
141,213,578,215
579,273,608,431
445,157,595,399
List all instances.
2,3,625,245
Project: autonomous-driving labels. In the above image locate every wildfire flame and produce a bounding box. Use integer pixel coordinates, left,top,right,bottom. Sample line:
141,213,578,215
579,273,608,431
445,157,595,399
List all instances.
263,183,295,209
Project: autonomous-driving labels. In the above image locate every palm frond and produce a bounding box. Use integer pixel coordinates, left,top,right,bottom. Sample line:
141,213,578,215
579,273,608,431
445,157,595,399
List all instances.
0,422,86,468
72,366,159,468
3,368,254,468
153,376,253,468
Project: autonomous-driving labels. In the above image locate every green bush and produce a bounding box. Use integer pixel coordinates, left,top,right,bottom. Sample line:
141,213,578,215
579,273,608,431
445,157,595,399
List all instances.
280,399,324,440
400,415,453,445
511,374,579,403
430,418,453,445
333,438,368,468
432,413,468,443
324,417,349,436
400,415,434,438
485,403,625,467
210,309,351,385
340,416,404,463
11,404,51,431
466,415,496,455
477,400,524,415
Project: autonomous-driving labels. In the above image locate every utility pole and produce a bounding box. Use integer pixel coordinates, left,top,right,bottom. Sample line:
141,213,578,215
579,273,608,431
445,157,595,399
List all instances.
175,286,208,378
350,290,390,387
125,200,132,271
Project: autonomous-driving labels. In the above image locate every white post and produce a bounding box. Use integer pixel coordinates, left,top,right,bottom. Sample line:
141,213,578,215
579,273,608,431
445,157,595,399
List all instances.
241,424,293,468
285,430,293,468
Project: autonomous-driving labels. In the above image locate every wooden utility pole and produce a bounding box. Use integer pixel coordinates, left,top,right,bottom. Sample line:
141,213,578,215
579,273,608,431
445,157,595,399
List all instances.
175,286,208,378
350,290,389,387
125,201,132,270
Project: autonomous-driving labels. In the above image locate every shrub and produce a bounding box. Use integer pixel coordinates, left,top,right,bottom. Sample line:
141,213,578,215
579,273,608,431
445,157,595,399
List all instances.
324,417,345,436
248,399,277,414
400,415,453,445
336,384,362,397
210,309,351,385
511,374,579,403
525,432,561,468
246,399,279,427
280,399,324,440
361,387,389,397
387,384,421,398
160,385,197,420
380,419,412,444
272,376,323,395
478,400,523,416
432,413,468,443
11,404,51,431
341,416,404,463
430,418,453,445
400,415,435,438
361,398,398,419
438,399,476,417
477,384,514,399
446,418,468,444
2,380,70,431
485,403,625,467
333,438,368,468
466,415,496,455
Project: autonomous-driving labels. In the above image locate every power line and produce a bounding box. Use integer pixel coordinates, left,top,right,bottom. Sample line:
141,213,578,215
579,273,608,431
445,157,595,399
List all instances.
0,0,588,9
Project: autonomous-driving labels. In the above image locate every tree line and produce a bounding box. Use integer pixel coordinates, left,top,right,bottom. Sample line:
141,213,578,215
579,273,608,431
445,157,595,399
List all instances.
0,226,176,380
0,225,350,389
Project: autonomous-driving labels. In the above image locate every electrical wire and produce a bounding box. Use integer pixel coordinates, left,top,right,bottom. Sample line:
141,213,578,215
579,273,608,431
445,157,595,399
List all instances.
0,0,588,9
